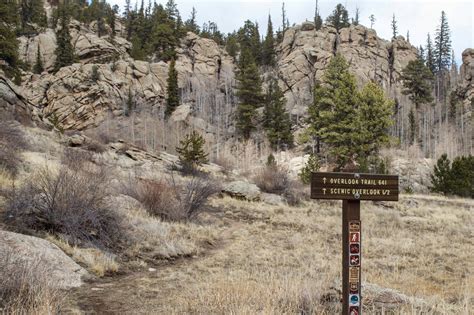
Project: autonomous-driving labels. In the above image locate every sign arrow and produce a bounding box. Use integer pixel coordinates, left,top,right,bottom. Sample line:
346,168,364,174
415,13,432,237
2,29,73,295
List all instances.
323,177,327,184
323,188,326,195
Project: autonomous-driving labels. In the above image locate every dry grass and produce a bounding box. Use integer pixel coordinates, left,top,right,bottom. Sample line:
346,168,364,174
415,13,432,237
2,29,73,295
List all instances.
111,194,220,262
46,235,119,277
118,194,472,314
0,252,66,314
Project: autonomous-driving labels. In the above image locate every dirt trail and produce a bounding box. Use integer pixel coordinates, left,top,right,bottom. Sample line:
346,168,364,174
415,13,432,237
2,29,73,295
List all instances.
65,219,243,314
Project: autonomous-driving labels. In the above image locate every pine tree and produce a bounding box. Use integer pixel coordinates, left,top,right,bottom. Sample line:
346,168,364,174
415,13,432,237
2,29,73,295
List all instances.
309,54,393,169
263,79,293,150
425,33,436,73
54,7,75,72
225,32,238,60
33,43,44,74
326,3,350,31
369,14,375,29
20,0,47,31
235,49,263,139
262,14,276,67
184,6,199,34
237,20,261,65
0,0,20,80
165,58,179,117
151,4,177,61
418,46,425,63
308,54,359,168
314,0,323,30
401,59,434,107
401,59,434,145
356,82,394,159
352,7,360,26
391,14,398,39
430,153,451,195
406,30,410,43
434,11,451,73
299,154,320,184
176,130,208,172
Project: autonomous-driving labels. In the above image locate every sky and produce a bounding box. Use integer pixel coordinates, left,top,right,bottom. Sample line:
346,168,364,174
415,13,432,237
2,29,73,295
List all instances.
108,0,473,65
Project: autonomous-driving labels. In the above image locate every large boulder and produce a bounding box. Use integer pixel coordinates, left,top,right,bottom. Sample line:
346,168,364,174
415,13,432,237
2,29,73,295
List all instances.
391,157,434,193
0,230,89,289
223,180,261,201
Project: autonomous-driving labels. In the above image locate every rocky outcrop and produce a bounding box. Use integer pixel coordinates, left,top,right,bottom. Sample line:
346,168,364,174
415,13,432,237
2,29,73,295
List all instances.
276,23,418,117
20,31,234,132
0,230,89,289
223,180,261,201
18,20,130,72
0,75,38,121
391,157,434,193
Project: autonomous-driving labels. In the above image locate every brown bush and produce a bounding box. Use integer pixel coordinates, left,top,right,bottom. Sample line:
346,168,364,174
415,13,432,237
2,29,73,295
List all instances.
0,253,65,313
0,120,28,176
123,173,219,222
253,164,290,195
4,160,124,250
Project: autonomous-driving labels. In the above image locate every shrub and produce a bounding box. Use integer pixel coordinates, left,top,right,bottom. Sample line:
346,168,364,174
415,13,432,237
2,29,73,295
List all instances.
0,253,65,313
123,173,219,222
4,160,124,249
430,154,474,198
254,163,290,195
0,120,28,176
176,131,208,174
299,154,320,184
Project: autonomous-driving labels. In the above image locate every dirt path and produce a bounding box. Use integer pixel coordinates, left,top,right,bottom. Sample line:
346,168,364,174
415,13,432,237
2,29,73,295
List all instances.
65,219,244,314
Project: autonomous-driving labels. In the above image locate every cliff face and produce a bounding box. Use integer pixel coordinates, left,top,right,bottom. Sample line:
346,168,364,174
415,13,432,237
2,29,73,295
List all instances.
276,22,417,117
2,18,472,159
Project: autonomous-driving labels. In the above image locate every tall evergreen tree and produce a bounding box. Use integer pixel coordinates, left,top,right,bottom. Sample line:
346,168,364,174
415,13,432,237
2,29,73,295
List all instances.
225,32,238,60
418,46,425,63
356,82,394,158
314,0,323,30
20,0,47,31
235,48,263,139
165,58,179,117
54,7,75,72
281,2,287,32
391,14,398,39
237,20,261,65
425,33,436,73
263,79,293,150
262,14,276,67
308,54,359,168
434,11,451,73
401,59,434,144
326,3,350,31
33,43,44,74
352,7,360,26
0,0,20,81
401,59,434,107
184,6,199,34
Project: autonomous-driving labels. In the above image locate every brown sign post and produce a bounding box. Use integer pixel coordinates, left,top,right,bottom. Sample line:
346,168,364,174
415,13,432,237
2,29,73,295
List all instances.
311,172,399,315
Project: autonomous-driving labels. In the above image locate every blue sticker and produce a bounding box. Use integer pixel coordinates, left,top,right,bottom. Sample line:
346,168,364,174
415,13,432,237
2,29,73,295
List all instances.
349,294,360,306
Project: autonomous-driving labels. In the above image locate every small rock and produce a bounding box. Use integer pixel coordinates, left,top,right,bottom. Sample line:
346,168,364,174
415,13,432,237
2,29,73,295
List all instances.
148,268,156,272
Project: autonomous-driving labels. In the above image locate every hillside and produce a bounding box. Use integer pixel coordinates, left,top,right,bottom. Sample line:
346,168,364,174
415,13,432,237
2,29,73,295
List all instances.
0,1,473,314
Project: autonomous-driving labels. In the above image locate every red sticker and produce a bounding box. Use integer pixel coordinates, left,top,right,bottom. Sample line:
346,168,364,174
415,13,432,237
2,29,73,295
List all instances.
350,243,360,254
350,232,360,243
350,255,360,266
349,306,359,315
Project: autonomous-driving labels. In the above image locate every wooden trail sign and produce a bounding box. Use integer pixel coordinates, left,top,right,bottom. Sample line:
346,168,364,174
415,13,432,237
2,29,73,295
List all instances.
311,172,399,315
